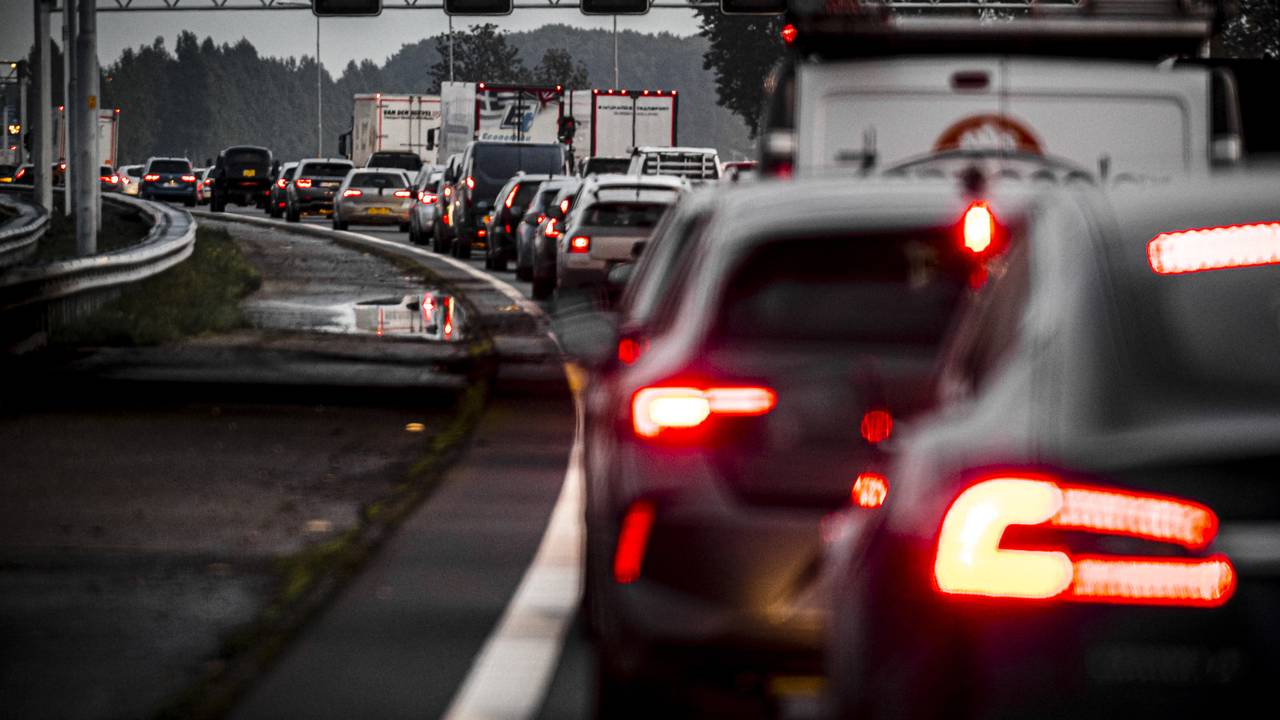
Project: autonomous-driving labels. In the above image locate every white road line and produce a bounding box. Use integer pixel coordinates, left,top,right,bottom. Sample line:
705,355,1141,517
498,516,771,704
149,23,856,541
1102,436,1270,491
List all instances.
440,431,584,720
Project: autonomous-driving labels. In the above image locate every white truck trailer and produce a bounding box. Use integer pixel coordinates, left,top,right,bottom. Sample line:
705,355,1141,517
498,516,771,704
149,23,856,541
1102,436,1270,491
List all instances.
439,82,565,161
563,89,678,161
348,93,442,167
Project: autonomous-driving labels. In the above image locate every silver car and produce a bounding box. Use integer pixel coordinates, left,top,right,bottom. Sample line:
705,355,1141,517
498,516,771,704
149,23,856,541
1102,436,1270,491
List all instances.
332,168,413,232
408,169,443,246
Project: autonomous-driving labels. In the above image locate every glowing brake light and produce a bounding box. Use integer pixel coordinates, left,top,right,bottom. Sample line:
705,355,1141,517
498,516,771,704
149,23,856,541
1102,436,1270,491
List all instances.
342,189,362,198
505,185,519,209
295,178,313,189
1147,222,1280,275
418,191,437,204
569,235,590,253
465,176,475,191
860,409,892,444
853,472,889,509
781,23,798,44
962,201,994,254
143,173,160,182
276,177,288,189
544,218,561,239
443,185,453,198
181,174,197,182
393,189,412,198
632,386,776,438
614,500,656,584
933,475,1235,606
559,198,571,215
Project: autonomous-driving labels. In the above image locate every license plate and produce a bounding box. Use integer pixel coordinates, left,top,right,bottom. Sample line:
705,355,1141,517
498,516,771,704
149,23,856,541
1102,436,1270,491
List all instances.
166,181,177,186
318,208,333,215
242,169,256,177
368,207,391,216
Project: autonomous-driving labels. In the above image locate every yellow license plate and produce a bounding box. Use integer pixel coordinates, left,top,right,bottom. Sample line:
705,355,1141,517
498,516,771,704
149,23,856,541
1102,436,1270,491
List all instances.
242,169,256,177
318,208,333,215
368,207,392,215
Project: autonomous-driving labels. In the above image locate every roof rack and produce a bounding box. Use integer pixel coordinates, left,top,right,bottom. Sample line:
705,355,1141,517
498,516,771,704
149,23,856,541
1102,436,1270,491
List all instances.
787,0,1230,59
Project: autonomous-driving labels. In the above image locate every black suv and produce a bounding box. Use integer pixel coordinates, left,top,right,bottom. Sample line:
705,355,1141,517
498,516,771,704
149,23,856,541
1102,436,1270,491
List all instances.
449,141,565,259
286,158,354,222
209,145,273,212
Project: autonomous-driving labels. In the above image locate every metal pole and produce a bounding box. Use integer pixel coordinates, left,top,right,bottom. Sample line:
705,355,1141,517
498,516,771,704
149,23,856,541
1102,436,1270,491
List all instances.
63,0,76,216
316,15,322,157
74,0,97,254
33,0,52,210
613,15,619,89
448,15,454,82
18,68,29,167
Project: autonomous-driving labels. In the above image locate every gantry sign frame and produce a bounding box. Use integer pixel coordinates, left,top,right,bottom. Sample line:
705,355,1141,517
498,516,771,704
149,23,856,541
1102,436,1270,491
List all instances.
89,0,1089,12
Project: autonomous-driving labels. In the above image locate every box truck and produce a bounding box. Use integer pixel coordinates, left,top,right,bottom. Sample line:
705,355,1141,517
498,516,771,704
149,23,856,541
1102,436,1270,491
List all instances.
55,105,120,168
344,93,442,168
563,88,678,161
439,82,564,161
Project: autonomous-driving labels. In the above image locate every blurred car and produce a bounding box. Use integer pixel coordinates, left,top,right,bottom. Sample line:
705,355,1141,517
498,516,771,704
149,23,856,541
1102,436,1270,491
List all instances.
7,164,34,184
195,167,215,204
515,177,574,283
118,164,143,196
484,173,559,271
98,165,121,193
579,156,631,177
0,164,17,183
530,178,583,299
822,173,1280,720
627,146,721,183
554,174,685,301
139,157,197,206
267,162,297,218
433,153,462,254
408,169,442,246
51,161,66,186
209,145,273,212
720,160,758,182
572,177,1010,710
285,158,354,222
332,168,412,231
448,141,566,259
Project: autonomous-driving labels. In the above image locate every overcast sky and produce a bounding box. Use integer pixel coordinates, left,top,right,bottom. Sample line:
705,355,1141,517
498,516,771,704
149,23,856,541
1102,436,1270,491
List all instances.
1,5,699,71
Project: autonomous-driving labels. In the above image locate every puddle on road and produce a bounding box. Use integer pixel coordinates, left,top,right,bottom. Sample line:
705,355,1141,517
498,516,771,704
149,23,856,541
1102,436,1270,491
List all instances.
245,291,466,342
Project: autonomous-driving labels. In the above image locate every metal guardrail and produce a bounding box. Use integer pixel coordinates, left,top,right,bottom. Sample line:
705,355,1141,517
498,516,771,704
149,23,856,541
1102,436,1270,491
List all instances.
0,190,51,270
0,191,197,349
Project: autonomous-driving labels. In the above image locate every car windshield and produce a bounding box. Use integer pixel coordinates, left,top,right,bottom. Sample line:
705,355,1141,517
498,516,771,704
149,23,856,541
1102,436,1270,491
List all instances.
149,160,190,173
370,154,422,172
581,202,669,228
350,172,407,189
302,163,352,177
713,231,970,346
225,149,269,166
472,144,563,200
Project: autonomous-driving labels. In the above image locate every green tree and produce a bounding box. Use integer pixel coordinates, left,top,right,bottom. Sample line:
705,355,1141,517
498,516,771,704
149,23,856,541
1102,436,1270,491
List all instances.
1222,0,1280,58
429,24,529,90
531,48,589,89
694,9,784,137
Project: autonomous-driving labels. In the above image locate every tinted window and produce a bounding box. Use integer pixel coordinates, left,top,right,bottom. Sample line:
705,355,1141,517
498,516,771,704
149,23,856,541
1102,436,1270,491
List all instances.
350,172,408,189
369,153,422,172
512,181,540,208
530,187,562,211
582,202,668,228
471,144,564,200
714,232,970,345
226,149,269,166
302,163,353,178
283,166,297,180
149,160,191,173
100,165,113,175
584,158,630,175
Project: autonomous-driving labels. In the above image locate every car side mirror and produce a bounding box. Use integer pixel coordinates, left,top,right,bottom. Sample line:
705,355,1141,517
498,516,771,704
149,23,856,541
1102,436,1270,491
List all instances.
553,310,619,369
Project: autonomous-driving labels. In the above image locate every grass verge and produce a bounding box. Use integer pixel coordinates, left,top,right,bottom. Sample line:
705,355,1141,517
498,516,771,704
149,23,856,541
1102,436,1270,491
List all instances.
51,225,262,346
28,196,152,263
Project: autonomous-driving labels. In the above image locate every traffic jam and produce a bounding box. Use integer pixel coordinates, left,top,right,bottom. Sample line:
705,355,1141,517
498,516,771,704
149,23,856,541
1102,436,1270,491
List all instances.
5,0,1280,717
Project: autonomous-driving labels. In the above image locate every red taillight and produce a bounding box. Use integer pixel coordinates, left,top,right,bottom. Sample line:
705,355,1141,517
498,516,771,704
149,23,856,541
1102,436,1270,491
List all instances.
100,175,114,183
781,23,798,44
559,198,571,215
568,235,590,253
465,176,475,191
478,229,487,238
860,409,892,444
393,189,412,198
443,185,453,198
14,168,26,180
442,213,451,226
1147,222,1280,275
277,202,285,208
613,500,656,584
535,213,546,224
181,174,197,182
202,178,210,186
933,475,1235,607
962,201,994,254
276,177,288,189
143,173,160,182
544,218,561,239
295,178,313,189
418,191,437,205
853,472,889,509
631,386,776,439
504,184,519,209
342,189,362,198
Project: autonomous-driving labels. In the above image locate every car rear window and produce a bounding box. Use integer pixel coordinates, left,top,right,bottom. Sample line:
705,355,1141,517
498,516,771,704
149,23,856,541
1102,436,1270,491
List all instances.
283,166,297,180
584,158,630,175
472,144,564,200
123,166,142,178
100,165,113,175
531,187,561,210
350,172,407,189
370,153,422,172
225,149,269,166
511,181,541,208
582,202,669,229
713,231,971,346
149,160,191,173
302,163,353,178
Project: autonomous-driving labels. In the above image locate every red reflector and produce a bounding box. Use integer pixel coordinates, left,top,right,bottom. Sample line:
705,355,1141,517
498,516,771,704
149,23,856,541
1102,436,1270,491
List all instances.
393,189,412,198
853,472,889,509
1147,222,1280,275
613,500,656,584
342,189,362,198
781,23,798,44
962,201,994,254
860,409,893,444
933,475,1235,607
632,386,776,438
295,178,313,189
569,235,590,253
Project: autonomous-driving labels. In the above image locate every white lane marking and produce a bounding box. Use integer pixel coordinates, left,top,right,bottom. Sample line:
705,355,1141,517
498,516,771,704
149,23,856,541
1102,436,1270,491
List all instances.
440,431,584,720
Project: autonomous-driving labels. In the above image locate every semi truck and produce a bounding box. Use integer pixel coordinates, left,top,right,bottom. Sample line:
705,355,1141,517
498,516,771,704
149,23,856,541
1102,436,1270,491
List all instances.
438,82,564,161
563,88,678,161
54,105,120,168
341,93,442,168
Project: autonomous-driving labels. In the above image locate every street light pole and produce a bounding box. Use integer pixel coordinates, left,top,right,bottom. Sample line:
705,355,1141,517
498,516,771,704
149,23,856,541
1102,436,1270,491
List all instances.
75,0,98,252
316,15,322,157
448,15,454,82
613,15,619,89
63,0,77,217
32,0,52,211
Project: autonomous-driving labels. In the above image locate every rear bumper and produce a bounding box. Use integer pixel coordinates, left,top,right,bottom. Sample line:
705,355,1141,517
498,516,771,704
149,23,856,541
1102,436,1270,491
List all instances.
142,184,196,198
339,205,410,224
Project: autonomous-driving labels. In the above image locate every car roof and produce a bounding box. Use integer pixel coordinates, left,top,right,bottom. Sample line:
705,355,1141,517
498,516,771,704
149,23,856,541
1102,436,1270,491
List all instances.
221,145,269,153
298,158,353,164
354,167,408,174
586,174,685,190
633,146,717,155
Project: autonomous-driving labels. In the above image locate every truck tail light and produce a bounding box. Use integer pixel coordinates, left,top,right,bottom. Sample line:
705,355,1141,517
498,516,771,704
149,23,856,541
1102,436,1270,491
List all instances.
614,500,656,584
568,235,590,253
962,201,994,254
342,189,362,198
1147,222,1280,275
143,173,160,182
632,386,776,439
393,189,412,198
504,185,519,209
295,178,313,189
933,475,1235,607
